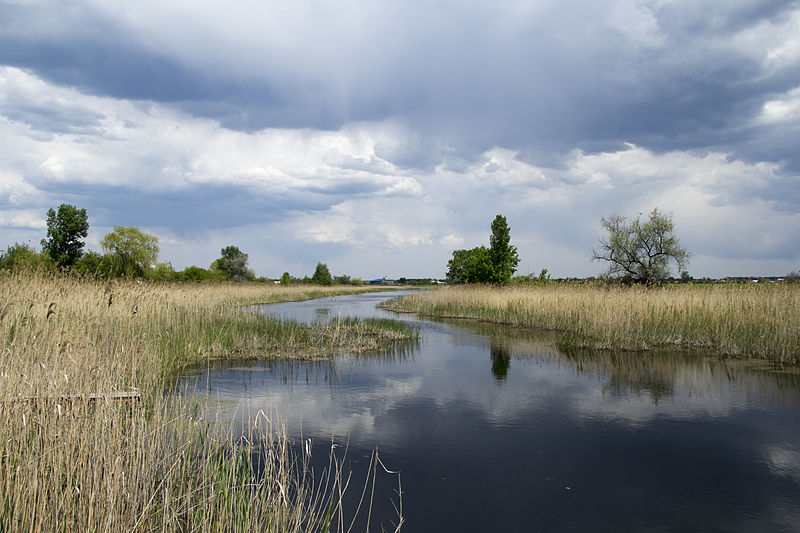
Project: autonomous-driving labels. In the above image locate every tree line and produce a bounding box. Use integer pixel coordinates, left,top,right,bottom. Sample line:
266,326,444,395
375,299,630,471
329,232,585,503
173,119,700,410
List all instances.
0,204,359,285
6,203,794,285
449,208,693,285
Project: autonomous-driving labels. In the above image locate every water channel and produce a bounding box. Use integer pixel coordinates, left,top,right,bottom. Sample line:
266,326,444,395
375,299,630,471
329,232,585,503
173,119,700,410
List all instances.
182,291,800,532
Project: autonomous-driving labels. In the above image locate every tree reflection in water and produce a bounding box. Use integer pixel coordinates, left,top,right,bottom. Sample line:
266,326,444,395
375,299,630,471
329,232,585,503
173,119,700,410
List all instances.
445,318,800,406
489,341,511,380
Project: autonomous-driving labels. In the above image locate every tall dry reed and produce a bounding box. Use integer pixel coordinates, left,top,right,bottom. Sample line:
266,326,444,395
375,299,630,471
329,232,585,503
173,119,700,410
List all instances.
384,283,800,364
0,271,406,531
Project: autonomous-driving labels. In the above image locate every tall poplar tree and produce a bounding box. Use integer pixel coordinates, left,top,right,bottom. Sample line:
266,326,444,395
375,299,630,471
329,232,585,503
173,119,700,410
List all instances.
446,214,520,284
488,214,520,284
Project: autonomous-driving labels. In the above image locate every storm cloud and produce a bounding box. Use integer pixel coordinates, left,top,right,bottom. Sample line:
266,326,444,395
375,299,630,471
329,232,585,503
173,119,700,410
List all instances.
1,0,798,278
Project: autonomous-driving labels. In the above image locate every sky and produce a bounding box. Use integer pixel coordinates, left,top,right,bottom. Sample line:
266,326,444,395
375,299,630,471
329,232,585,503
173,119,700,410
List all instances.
1,0,799,279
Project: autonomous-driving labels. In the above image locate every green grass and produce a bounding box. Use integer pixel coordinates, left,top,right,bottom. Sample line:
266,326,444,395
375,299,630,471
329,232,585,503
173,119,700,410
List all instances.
156,306,417,376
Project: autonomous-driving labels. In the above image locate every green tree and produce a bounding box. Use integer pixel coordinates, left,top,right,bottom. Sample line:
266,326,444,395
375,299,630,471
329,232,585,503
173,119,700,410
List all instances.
446,246,493,284
151,262,178,281
280,272,291,285
592,208,690,284
446,214,520,284
100,226,159,278
73,250,112,278
488,214,520,284
0,242,53,272
211,245,254,282
41,204,89,268
311,262,333,285
181,265,213,282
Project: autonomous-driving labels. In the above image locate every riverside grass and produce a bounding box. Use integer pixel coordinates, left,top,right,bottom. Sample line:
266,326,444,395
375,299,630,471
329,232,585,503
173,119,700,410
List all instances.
383,283,800,364
0,271,409,532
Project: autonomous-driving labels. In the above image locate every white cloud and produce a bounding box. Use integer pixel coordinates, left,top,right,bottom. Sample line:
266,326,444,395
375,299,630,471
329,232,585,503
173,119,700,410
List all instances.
472,147,550,190
562,143,781,206
724,8,800,71
439,234,464,248
2,57,799,277
291,205,357,245
0,208,45,229
760,9,800,70
757,86,800,125
0,67,425,197
380,177,423,197
287,198,440,251
0,170,40,206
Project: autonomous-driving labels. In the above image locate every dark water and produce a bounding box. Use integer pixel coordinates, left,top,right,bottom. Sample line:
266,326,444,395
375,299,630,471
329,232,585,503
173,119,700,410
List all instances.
183,291,800,532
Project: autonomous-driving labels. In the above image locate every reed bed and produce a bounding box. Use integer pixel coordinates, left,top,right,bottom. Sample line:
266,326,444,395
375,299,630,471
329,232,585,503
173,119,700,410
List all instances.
0,271,408,531
383,284,800,364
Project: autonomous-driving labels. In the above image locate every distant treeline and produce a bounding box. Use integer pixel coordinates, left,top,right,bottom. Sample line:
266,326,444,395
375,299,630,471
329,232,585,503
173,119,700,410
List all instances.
4,204,798,284
0,241,377,285
0,204,365,285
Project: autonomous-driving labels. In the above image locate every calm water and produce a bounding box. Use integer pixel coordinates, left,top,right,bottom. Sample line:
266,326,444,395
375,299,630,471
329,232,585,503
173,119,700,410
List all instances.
182,291,800,532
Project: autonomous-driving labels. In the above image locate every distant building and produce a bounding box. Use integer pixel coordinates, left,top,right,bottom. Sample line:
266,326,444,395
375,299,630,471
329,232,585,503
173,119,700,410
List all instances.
368,277,396,285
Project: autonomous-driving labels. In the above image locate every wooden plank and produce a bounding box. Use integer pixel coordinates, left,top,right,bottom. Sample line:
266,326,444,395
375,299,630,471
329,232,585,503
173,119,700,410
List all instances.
3,391,141,408
65,391,141,404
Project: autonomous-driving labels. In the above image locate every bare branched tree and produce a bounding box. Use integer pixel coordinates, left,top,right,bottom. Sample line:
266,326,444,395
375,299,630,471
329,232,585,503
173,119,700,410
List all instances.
593,208,690,284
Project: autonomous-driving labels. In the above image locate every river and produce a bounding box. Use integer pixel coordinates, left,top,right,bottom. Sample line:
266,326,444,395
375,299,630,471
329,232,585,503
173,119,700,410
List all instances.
181,291,800,532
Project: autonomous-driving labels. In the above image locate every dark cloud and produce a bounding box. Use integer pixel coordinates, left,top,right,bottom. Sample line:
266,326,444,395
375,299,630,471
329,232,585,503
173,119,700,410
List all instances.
741,120,800,174
653,0,796,36
1,1,799,276
1,40,202,102
2,0,798,171
28,178,394,238
4,103,105,136
373,136,447,171
60,185,319,233
0,2,211,102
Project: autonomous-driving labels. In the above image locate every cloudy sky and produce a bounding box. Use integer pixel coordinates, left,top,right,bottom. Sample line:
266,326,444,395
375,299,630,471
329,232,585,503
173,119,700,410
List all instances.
1,0,799,278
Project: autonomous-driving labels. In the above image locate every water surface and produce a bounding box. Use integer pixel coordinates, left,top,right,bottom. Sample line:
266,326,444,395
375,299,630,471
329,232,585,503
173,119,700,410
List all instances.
183,291,800,532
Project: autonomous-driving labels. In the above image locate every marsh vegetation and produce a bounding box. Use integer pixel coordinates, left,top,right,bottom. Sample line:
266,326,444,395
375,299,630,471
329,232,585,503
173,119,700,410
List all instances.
0,272,411,531
383,283,800,364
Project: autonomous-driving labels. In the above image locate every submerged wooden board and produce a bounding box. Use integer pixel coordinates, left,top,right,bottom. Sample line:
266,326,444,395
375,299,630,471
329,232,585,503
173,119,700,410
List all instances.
64,391,141,404
5,391,141,407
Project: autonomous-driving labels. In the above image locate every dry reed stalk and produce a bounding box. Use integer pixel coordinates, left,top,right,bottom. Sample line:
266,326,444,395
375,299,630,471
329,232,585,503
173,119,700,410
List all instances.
0,271,407,531
384,283,800,363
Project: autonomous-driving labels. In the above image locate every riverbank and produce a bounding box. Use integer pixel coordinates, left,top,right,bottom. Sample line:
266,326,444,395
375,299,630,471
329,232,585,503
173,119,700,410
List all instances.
0,272,411,531
382,283,800,364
